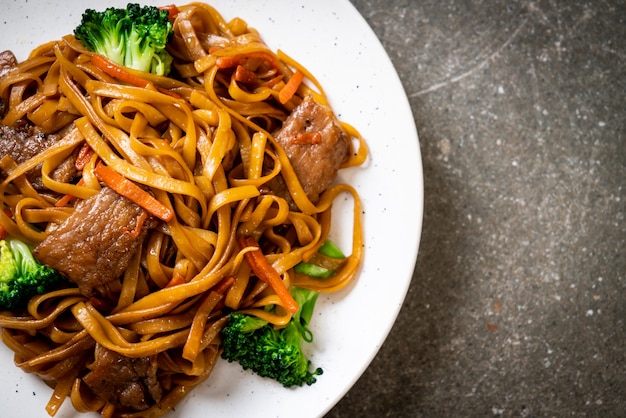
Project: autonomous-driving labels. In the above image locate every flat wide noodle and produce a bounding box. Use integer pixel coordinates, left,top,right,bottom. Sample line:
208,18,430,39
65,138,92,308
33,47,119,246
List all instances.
0,3,366,416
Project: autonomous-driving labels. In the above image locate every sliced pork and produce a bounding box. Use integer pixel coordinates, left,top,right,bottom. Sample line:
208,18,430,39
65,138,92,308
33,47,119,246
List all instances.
0,50,17,118
34,187,158,297
83,344,162,411
273,95,350,203
0,123,78,189
0,50,17,79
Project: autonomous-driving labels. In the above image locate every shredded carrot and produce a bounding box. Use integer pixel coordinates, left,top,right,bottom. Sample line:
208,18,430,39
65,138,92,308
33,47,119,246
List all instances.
91,54,153,88
238,235,299,313
55,178,85,208
165,272,187,288
124,211,149,238
234,65,258,84
213,276,236,294
159,4,179,21
278,70,304,104
75,143,95,171
94,162,174,222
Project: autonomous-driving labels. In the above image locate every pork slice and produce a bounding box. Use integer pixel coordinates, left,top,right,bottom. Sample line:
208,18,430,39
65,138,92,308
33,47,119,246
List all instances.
273,95,350,202
0,50,17,79
33,187,158,297
83,344,162,411
0,51,17,118
0,123,75,189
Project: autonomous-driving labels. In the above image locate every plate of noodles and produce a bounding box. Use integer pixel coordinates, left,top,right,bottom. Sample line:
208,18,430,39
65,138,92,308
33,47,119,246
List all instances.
0,1,423,417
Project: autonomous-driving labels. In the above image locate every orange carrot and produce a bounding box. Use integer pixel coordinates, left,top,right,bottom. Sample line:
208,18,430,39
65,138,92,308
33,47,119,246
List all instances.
165,272,187,288
124,211,149,238
94,162,174,222
91,54,153,88
55,177,85,208
213,276,236,294
75,143,95,171
278,70,304,104
238,235,299,313
234,65,258,84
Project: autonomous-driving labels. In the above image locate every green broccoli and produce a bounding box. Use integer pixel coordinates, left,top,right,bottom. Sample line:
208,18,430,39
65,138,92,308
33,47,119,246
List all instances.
74,3,174,76
221,286,323,387
294,239,347,278
0,238,66,310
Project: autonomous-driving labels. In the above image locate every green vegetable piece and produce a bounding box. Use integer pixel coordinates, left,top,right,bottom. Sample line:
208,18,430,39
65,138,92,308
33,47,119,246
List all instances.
294,262,334,279
294,239,346,278
317,239,345,258
0,239,66,310
220,286,323,387
74,3,174,75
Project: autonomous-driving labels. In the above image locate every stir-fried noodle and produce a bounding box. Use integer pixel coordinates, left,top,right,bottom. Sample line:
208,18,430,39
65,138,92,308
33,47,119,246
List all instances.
0,3,366,417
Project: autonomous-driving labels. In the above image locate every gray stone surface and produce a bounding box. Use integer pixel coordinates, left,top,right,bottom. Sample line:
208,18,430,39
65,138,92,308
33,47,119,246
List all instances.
327,1,625,417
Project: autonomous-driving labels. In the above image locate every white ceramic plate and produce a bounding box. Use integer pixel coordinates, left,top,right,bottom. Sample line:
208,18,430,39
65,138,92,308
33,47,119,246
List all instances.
0,1,423,417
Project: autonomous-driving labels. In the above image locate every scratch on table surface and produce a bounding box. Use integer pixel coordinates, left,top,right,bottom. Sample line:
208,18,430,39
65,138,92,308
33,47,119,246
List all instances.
409,19,528,98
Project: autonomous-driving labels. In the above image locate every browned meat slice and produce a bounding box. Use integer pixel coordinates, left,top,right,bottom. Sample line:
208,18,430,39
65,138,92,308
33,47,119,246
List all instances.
0,50,17,78
0,123,77,189
273,95,350,202
34,187,157,297
0,50,17,118
83,344,162,411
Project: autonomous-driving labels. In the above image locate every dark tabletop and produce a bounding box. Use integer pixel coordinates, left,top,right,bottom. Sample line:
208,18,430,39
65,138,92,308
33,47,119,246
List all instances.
327,1,625,417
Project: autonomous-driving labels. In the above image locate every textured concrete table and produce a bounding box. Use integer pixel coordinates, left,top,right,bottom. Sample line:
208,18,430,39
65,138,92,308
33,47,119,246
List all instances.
328,1,625,417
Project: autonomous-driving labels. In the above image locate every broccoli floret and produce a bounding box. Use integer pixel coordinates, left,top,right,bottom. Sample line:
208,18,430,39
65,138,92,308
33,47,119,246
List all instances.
74,3,173,75
221,286,323,387
0,238,66,310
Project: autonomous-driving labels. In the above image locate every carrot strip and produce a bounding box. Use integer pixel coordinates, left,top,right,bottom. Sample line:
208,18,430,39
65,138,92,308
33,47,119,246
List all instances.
94,162,174,222
75,143,95,171
165,272,187,288
215,55,246,69
213,276,236,295
55,178,85,207
124,211,149,238
234,65,258,84
238,235,299,313
91,54,153,88
278,70,304,104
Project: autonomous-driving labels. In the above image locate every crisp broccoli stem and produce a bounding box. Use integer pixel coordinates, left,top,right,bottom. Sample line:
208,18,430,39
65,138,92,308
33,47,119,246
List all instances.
9,239,39,274
74,4,173,76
